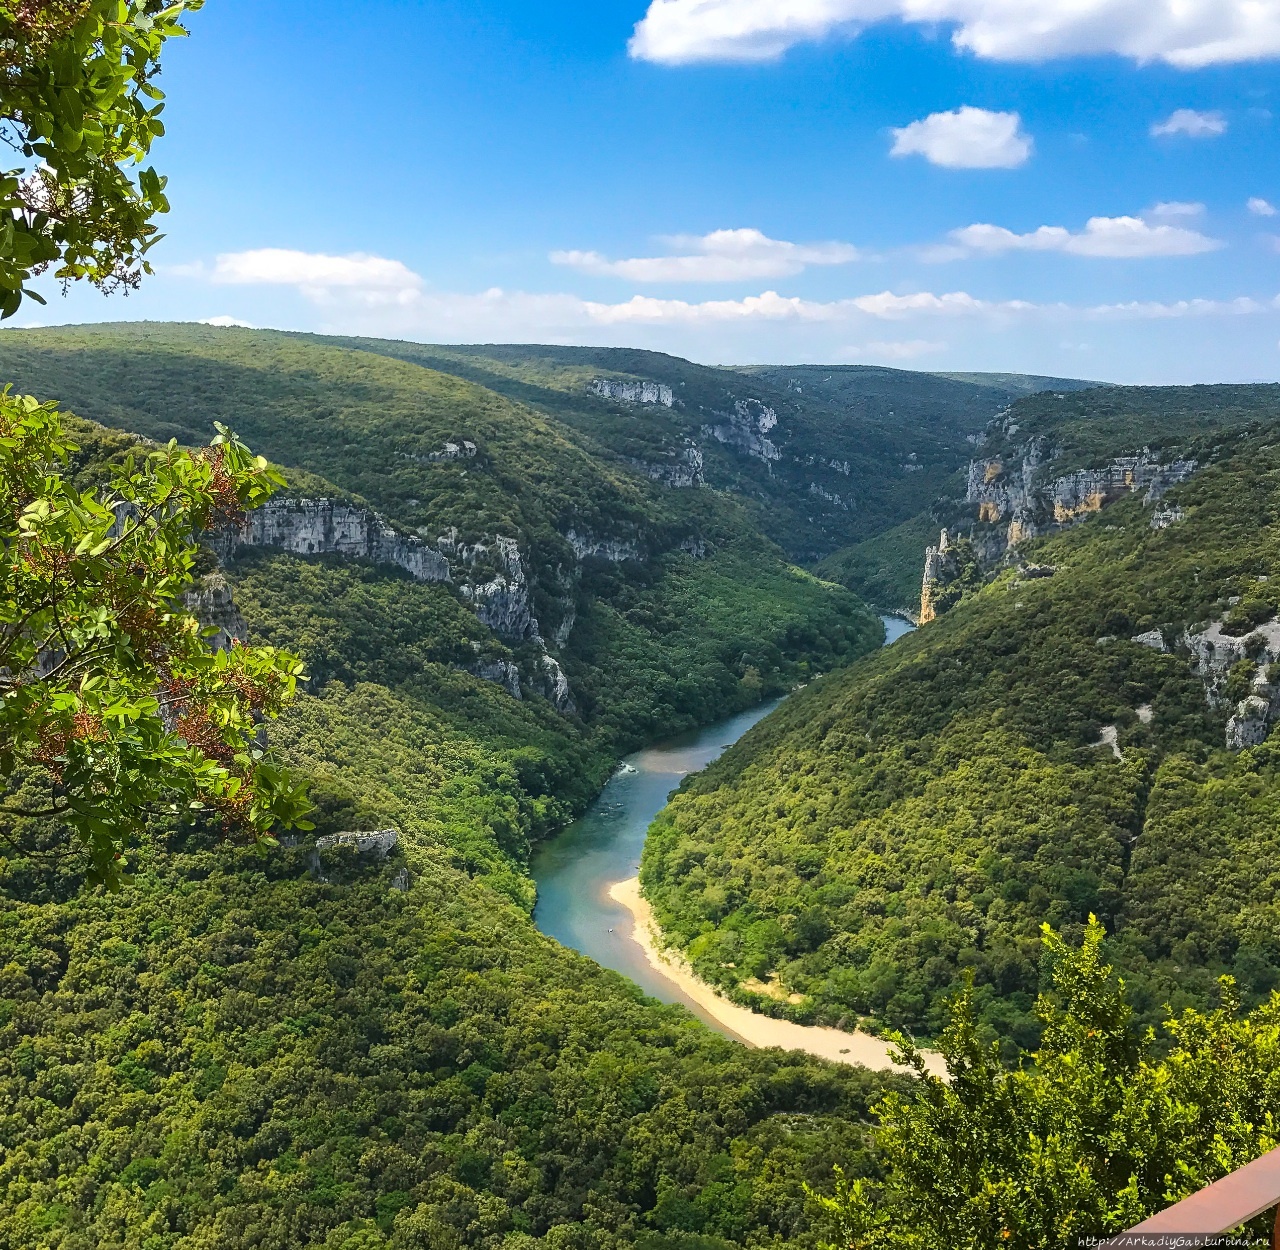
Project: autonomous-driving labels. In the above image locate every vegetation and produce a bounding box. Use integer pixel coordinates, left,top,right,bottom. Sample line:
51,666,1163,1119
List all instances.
0,324,884,747
0,0,201,314
0,396,308,889
0,826,898,1250
642,403,1280,1050
816,919,1280,1249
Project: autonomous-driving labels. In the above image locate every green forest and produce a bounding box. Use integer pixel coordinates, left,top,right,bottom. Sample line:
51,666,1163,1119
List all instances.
642,387,1280,1052
6,329,1280,1249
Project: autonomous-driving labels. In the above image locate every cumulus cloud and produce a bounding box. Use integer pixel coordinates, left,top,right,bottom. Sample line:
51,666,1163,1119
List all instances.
1151,109,1228,138
948,215,1222,259
550,228,859,282
890,108,1032,169
628,0,1280,68
199,314,254,328
210,248,424,305
1249,197,1278,216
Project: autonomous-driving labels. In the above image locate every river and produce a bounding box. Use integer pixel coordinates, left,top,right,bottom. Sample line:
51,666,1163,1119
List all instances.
530,615,920,1058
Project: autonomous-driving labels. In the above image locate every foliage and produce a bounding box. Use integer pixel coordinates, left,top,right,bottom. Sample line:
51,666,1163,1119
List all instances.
641,418,1280,1048
0,831,897,1250
0,324,884,751
0,0,200,315
815,513,937,616
0,395,309,888
812,919,1280,1250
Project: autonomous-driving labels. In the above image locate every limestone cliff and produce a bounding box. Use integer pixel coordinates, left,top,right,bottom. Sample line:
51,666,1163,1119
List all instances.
215,498,452,584
964,445,1196,553
702,400,781,465
182,572,248,652
623,445,705,488
591,377,675,407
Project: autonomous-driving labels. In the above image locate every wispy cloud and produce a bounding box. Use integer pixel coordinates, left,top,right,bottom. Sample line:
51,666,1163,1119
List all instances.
945,215,1222,259
890,108,1032,170
628,1,1280,68
844,339,948,361
1249,197,1278,217
1151,109,1228,138
550,228,859,282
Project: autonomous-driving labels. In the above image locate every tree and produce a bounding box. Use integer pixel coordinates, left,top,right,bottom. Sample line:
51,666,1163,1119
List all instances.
0,0,202,316
813,917,1280,1250
0,394,312,888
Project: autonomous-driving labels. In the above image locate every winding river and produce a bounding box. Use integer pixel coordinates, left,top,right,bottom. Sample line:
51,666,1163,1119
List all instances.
531,615,935,1070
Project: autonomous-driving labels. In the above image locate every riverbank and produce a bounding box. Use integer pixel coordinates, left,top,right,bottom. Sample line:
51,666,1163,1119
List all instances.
610,877,947,1077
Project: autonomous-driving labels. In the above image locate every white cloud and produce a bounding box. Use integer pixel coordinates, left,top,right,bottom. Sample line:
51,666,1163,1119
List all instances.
1151,109,1228,138
550,228,859,282
628,1,1280,68
1148,201,1206,218
949,215,1222,259
890,108,1031,169
210,248,424,305
199,315,254,328
1249,197,1278,216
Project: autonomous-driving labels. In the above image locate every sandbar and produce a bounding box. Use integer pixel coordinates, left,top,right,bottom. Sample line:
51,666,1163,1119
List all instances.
609,877,947,1078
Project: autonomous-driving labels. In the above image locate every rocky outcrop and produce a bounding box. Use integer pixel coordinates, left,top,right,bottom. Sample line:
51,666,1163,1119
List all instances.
919,530,951,625
316,829,399,857
461,536,539,641
469,650,523,699
702,400,781,465
566,529,641,563
591,378,674,407
182,572,247,652
1184,618,1280,749
808,482,848,510
965,447,1197,553
403,439,477,463
535,654,575,713
308,829,401,882
216,498,452,584
624,445,705,488
1150,505,1186,530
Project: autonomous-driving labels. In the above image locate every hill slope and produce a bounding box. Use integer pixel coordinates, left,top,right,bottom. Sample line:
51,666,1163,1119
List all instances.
641,384,1280,1052
0,369,898,1246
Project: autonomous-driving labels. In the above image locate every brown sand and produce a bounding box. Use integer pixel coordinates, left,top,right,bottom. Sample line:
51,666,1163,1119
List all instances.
609,877,947,1078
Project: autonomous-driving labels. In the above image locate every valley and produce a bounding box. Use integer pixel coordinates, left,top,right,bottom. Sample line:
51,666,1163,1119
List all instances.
3,324,1280,1248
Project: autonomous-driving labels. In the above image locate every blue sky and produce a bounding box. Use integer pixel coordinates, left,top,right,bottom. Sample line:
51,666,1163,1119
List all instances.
21,0,1280,383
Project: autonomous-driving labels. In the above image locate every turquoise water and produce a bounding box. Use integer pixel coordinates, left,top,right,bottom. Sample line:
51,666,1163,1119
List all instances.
530,615,914,1035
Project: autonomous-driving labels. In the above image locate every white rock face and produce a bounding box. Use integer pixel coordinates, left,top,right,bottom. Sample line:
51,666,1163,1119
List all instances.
1228,696,1272,750
182,573,247,652
218,498,452,583
1185,617,1280,749
316,829,399,857
470,655,523,699
624,445,705,488
702,399,781,464
1150,506,1186,530
1132,629,1167,652
536,654,575,713
591,378,674,407
965,445,1197,551
566,529,641,563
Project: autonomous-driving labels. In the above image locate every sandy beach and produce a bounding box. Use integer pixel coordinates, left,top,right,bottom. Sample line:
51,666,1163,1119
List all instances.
609,877,947,1077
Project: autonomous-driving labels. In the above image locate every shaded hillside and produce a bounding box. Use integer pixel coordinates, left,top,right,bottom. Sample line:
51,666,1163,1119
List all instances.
0,323,882,753
299,338,1084,564
817,382,1280,614
642,408,1280,1053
